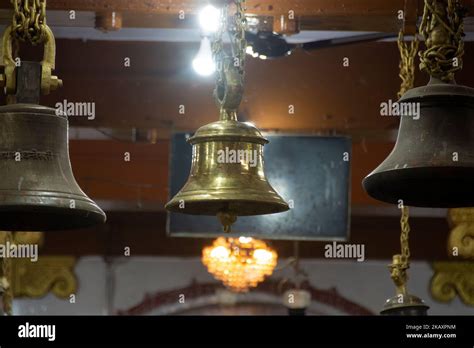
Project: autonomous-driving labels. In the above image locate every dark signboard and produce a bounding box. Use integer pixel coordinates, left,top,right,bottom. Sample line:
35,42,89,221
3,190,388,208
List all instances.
168,134,351,241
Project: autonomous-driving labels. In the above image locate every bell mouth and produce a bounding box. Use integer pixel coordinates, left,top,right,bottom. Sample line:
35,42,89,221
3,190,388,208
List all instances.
0,194,106,231
363,166,474,208
165,191,290,216
0,206,106,231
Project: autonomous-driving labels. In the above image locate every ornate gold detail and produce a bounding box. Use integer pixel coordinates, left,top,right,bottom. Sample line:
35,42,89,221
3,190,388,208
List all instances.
11,256,77,299
431,262,474,306
448,208,474,259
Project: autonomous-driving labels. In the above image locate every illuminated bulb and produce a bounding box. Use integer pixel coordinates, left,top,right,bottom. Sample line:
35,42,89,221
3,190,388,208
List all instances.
210,245,230,259
238,236,253,244
192,37,216,76
254,248,273,263
202,237,277,293
198,5,221,34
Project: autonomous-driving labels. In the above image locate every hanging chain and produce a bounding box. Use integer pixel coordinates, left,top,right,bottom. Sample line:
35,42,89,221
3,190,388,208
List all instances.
211,0,247,114
231,0,247,78
389,206,410,296
419,0,465,82
397,30,419,98
11,0,48,45
400,205,411,265
0,232,13,315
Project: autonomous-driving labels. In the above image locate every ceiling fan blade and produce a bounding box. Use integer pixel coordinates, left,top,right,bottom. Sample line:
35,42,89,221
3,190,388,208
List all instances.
301,33,398,51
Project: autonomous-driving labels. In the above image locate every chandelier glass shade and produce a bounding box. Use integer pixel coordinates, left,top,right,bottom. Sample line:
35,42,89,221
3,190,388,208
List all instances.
202,237,277,292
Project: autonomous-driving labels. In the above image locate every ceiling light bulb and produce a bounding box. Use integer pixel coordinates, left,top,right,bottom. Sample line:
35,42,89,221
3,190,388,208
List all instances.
192,37,216,76
199,5,221,34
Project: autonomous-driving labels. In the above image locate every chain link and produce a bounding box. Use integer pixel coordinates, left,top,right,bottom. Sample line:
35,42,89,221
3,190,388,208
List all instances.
400,205,411,266
1,232,13,315
389,205,410,295
11,0,47,45
419,0,465,82
211,0,247,110
397,30,419,98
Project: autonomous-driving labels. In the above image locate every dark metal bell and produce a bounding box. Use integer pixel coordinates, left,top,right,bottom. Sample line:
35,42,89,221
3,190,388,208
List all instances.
0,103,106,231
363,78,474,207
380,294,429,316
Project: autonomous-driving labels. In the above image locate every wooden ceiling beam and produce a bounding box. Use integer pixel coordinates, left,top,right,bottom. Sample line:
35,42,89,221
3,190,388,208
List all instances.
0,0,472,32
0,0,469,17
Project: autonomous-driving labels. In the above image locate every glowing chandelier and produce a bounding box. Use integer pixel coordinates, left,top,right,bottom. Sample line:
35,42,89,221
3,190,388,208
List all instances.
202,237,277,293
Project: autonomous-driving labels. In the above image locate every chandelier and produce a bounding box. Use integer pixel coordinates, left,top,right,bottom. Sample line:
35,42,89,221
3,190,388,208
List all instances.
202,237,277,292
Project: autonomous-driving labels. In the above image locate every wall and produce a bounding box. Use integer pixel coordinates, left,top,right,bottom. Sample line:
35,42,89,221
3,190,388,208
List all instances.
13,256,473,315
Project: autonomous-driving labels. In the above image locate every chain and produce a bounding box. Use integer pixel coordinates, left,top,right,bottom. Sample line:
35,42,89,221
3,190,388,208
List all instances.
231,0,247,77
211,2,227,100
389,206,410,295
400,205,411,265
397,30,419,98
419,0,465,82
1,232,13,315
11,0,47,45
211,0,247,113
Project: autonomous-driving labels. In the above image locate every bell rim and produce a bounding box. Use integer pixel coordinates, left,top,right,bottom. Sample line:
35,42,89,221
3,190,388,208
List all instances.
165,196,290,216
363,166,474,208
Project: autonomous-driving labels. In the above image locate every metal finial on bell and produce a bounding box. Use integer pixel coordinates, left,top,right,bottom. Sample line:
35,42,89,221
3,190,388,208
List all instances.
165,109,289,216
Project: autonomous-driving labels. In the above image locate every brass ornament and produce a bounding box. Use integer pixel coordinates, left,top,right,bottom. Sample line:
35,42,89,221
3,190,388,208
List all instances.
430,261,474,306
447,208,474,259
166,0,288,231
11,256,77,299
363,0,474,208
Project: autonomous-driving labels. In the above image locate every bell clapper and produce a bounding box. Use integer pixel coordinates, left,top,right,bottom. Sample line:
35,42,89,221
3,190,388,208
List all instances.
217,211,237,233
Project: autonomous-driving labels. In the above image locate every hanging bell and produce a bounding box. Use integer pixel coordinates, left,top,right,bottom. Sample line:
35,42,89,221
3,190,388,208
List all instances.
0,25,106,231
363,78,474,207
166,42,288,218
0,103,106,231
165,109,289,216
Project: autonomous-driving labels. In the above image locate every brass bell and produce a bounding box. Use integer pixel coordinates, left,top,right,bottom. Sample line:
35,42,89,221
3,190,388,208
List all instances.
363,78,474,207
0,103,106,231
165,109,289,217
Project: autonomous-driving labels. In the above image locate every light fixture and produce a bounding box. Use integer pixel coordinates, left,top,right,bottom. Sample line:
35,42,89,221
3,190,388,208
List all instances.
198,4,221,34
202,237,277,292
192,37,216,76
